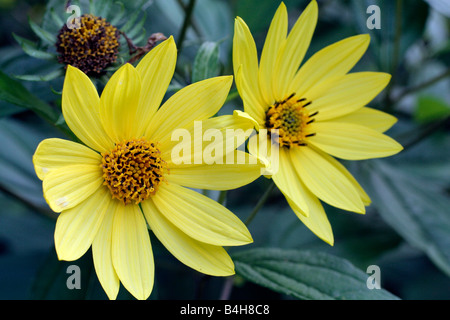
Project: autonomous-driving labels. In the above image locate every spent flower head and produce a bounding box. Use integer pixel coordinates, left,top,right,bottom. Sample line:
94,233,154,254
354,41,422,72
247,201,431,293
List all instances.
14,0,154,81
56,14,120,75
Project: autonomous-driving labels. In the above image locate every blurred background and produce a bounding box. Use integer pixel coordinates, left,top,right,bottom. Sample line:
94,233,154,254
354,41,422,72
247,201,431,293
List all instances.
0,0,449,300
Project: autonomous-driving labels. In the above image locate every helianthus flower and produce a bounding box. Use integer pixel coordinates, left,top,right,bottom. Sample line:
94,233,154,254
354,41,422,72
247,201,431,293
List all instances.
233,1,403,245
33,37,261,300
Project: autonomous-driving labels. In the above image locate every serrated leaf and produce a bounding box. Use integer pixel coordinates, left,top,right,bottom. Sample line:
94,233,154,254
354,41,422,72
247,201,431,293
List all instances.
232,248,399,300
359,160,450,277
192,41,220,83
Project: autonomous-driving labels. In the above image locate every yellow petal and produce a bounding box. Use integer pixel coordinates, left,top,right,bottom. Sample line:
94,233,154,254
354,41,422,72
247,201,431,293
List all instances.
272,148,310,217
273,0,318,99
234,110,260,131
54,186,111,261
247,132,278,176
112,203,154,300
290,146,365,213
307,122,403,160
235,65,266,125
135,37,177,135
62,65,114,153
290,34,370,97
286,193,334,246
146,76,233,145
152,183,253,246
305,72,391,121
33,138,101,180
43,164,103,212
330,107,398,133
233,17,266,113
167,150,262,190
259,2,288,105
92,199,120,300
162,111,256,167
309,146,371,206
99,63,142,142
142,199,235,276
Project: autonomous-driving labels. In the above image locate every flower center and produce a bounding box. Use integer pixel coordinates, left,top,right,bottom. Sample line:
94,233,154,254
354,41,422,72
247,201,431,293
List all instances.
265,93,317,148
56,14,120,75
101,138,168,205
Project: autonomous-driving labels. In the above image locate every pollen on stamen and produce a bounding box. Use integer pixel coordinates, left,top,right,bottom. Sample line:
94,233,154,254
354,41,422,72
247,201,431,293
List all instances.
265,93,316,148
101,138,168,205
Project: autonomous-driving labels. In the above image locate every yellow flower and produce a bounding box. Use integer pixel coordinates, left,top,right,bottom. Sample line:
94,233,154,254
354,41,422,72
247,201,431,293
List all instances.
233,1,403,245
33,37,261,300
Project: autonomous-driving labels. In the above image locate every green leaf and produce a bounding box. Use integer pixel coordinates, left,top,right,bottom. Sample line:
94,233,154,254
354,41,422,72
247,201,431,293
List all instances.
0,69,59,123
232,248,399,300
12,33,56,61
28,17,55,46
0,69,76,140
359,160,450,277
13,68,64,82
0,118,56,210
192,41,220,83
414,95,450,124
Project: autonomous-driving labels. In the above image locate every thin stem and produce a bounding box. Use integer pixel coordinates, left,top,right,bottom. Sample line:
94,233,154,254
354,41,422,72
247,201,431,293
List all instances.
225,89,240,104
383,0,403,113
392,0,403,82
218,190,227,205
177,0,196,54
219,181,276,300
245,180,276,226
394,69,450,103
401,115,450,151
219,276,235,300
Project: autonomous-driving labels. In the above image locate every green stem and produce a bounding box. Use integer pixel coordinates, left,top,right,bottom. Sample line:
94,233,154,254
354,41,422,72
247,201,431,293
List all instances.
383,0,403,113
225,89,240,104
177,0,197,54
401,115,450,151
245,180,276,226
218,182,276,300
394,69,450,103
218,190,227,205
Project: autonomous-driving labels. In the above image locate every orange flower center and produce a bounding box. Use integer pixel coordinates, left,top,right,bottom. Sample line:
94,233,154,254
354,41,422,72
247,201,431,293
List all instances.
101,138,167,205
265,93,317,148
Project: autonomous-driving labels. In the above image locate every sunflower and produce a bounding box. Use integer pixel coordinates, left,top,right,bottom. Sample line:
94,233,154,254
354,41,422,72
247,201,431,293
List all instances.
233,1,403,245
33,37,262,300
